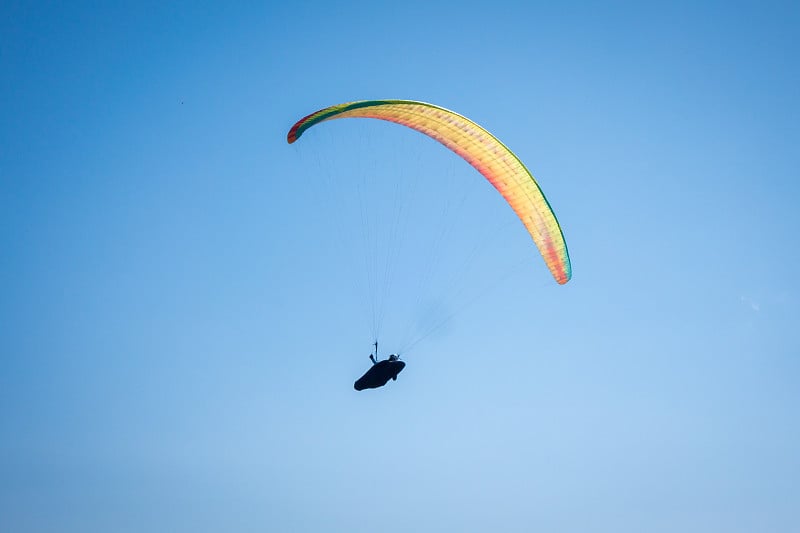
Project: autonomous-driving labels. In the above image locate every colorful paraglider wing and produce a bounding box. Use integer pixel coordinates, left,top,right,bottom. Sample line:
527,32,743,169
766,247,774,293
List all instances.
287,100,571,284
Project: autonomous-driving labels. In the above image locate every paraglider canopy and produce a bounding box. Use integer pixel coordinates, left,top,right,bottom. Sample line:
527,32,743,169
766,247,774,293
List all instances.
287,99,572,285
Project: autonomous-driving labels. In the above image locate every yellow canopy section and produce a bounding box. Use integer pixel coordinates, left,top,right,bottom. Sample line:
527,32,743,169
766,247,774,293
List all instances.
288,100,571,284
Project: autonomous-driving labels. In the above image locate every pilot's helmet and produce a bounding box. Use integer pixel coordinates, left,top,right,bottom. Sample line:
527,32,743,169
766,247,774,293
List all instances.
388,354,399,361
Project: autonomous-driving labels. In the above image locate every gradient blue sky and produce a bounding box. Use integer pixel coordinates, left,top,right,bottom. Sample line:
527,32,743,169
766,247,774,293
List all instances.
2,1,799,532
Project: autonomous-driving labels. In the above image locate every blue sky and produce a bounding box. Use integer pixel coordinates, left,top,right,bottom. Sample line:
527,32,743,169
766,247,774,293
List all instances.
2,1,799,532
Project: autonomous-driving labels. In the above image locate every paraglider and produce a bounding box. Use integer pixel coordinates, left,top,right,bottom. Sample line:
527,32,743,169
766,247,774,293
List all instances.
354,342,405,391
287,99,571,391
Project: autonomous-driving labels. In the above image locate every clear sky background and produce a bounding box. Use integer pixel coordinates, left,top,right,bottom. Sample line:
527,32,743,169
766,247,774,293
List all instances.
2,1,799,532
